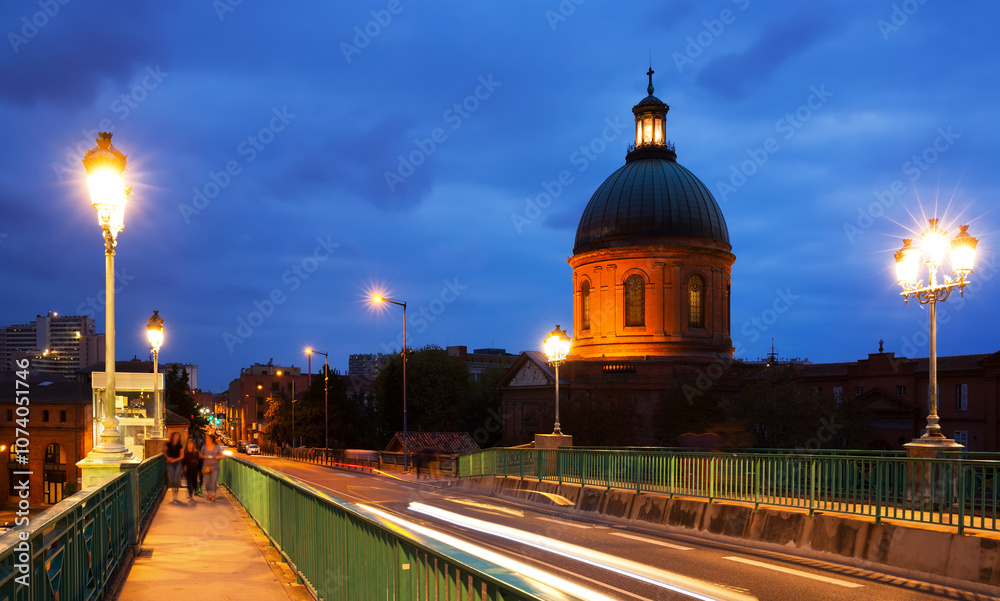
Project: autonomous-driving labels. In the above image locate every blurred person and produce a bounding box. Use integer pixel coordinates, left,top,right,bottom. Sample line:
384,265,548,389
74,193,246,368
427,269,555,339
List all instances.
163,432,184,501
200,434,225,502
182,439,201,501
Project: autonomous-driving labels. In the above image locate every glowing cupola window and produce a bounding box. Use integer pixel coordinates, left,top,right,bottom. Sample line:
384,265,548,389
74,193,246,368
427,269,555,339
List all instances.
633,67,668,148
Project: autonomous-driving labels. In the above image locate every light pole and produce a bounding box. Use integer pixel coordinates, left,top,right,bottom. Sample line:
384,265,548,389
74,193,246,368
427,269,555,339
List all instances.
307,349,329,450
372,295,408,471
81,132,132,461
894,218,978,449
146,311,164,439
543,325,572,435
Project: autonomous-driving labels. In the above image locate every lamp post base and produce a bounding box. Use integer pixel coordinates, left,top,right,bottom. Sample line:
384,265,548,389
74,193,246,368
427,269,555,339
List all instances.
534,433,573,449
903,435,963,511
76,450,139,489
903,435,964,457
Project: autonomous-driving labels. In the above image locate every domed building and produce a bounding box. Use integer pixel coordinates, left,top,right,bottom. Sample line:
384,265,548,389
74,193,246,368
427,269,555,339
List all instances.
498,70,739,446
570,68,734,360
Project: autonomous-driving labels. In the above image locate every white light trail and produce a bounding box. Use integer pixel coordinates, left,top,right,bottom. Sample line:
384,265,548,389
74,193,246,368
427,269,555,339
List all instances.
358,504,615,601
409,502,758,601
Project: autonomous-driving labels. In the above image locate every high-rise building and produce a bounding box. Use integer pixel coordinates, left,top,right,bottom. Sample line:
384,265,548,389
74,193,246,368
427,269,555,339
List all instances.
0,312,104,376
348,353,389,377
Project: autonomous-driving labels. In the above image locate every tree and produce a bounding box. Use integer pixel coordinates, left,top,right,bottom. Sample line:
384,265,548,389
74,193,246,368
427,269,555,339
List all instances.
295,366,360,448
734,365,833,449
465,367,505,448
164,364,207,429
373,345,470,447
262,394,290,446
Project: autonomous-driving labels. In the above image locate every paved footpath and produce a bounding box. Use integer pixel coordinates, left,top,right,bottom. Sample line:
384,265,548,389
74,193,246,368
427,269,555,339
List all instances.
117,488,309,600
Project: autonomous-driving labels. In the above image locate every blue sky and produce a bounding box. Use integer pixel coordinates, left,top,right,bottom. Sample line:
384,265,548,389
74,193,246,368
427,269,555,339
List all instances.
2,1,998,392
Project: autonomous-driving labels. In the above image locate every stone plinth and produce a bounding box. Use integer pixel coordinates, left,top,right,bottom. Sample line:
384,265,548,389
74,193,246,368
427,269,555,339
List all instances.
903,435,964,509
534,433,573,449
144,437,168,461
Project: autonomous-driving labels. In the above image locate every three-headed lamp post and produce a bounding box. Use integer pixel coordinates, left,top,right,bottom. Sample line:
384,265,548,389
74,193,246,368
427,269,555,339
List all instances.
147,311,164,438
79,132,134,476
894,218,978,452
543,325,572,435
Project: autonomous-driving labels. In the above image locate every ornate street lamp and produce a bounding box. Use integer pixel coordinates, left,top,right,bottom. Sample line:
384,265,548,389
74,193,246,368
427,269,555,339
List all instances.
372,295,409,471
543,325,572,435
894,218,978,449
306,349,329,451
146,310,164,438
82,132,132,460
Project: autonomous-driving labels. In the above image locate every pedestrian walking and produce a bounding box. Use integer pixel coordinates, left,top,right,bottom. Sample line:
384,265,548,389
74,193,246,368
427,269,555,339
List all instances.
163,432,184,502
182,439,201,501
200,434,225,502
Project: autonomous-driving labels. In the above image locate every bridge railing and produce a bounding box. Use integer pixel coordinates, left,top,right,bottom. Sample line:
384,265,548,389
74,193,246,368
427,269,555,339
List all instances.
459,448,999,534
220,455,588,600
0,454,165,600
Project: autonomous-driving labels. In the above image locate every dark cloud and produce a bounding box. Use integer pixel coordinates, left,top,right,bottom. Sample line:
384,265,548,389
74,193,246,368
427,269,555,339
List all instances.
0,4,164,107
696,3,849,100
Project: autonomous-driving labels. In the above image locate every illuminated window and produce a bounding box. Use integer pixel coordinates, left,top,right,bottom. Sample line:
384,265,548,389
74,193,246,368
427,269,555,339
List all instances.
581,281,591,331
624,275,645,327
687,275,705,328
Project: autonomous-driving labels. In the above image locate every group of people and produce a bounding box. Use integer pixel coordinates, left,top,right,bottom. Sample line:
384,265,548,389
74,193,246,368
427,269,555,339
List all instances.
162,431,225,502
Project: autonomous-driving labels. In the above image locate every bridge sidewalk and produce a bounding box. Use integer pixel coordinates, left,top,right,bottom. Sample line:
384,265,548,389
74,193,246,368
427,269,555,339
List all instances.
117,489,310,600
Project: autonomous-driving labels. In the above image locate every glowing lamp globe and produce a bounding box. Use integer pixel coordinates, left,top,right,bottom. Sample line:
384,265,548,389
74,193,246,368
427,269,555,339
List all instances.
543,325,572,363
146,310,164,350
82,132,130,236
950,224,978,275
894,239,919,285
920,218,949,267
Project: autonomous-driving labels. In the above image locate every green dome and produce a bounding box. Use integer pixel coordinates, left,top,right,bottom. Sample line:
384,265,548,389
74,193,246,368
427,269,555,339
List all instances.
573,154,730,254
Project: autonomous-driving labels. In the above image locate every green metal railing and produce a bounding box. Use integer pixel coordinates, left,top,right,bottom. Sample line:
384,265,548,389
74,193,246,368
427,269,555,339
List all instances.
0,454,165,600
220,456,586,600
460,448,999,534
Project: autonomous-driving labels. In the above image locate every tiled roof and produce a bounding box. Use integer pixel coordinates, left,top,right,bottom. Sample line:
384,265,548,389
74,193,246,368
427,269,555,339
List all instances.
386,431,480,455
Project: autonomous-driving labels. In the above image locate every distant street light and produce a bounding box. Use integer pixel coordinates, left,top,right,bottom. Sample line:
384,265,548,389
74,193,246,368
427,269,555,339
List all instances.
146,310,164,438
894,218,978,448
543,325,572,435
372,295,409,471
82,132,132,459
306,349,329,450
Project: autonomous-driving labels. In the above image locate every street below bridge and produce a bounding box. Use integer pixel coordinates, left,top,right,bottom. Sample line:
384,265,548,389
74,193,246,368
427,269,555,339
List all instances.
246,456,998,601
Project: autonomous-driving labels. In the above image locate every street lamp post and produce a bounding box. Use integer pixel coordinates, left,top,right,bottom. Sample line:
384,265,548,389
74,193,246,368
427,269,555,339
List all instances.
372,296,408,471
894,218,978,451
543,325,572,435
307,349,329,451
80,132,133,465
146,311,164,439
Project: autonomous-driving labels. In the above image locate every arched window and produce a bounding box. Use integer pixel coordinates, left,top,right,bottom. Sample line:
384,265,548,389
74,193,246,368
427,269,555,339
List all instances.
581,281,591,331
624,274,645,327
688,275,705,328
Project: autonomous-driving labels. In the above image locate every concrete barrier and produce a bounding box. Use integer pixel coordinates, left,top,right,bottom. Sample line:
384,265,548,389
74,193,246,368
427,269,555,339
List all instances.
456,476,1000,592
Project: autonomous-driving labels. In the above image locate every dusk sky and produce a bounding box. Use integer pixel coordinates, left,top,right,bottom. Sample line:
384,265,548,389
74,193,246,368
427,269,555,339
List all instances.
2,2,998,392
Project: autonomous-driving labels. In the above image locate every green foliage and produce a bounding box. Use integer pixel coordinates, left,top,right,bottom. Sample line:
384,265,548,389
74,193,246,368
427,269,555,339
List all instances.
465,367,505,448
164,364,207,429
732,365,872,449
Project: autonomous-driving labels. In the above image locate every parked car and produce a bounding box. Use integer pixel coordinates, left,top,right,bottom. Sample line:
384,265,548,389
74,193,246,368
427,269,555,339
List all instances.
246,444,260,455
